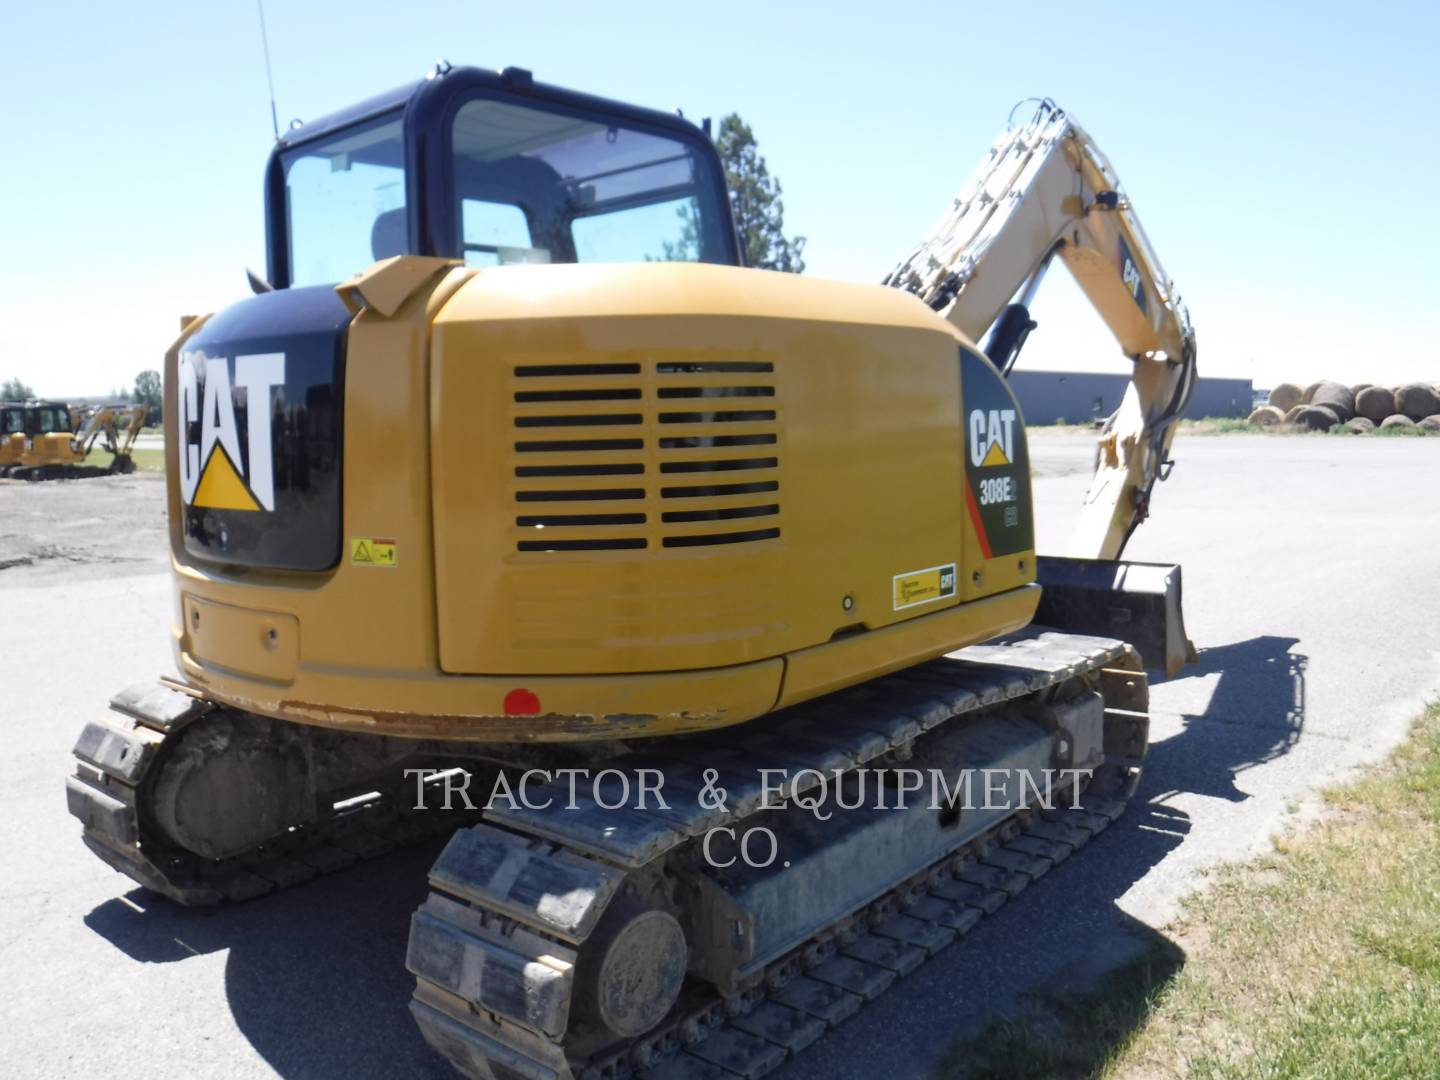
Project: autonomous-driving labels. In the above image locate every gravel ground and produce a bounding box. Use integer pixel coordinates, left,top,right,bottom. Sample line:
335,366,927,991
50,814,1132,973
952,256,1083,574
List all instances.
0,472,167,579
2,434,1437,1079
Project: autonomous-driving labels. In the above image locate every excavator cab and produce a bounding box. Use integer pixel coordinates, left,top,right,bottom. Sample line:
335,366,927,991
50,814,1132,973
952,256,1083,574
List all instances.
23,402,74,468
0,403,26,472
264,66,739,290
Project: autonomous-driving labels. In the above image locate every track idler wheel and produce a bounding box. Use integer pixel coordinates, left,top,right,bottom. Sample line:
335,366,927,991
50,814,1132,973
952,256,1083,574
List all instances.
148,711,315,860
577,898,688,1040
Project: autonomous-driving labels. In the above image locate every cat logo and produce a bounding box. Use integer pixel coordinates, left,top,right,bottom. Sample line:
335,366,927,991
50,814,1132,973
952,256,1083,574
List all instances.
178,352,285,512
1122,256,1142,297
968,407,1017,468
1118,236,1149,316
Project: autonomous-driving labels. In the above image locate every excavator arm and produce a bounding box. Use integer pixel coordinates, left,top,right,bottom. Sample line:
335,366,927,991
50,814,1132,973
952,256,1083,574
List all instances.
887,100,1197,674
886,99,1197,560
71,404,146,461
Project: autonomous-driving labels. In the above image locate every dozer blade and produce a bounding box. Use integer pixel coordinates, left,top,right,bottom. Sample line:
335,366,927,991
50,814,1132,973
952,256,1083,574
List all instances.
1034,556,1196,677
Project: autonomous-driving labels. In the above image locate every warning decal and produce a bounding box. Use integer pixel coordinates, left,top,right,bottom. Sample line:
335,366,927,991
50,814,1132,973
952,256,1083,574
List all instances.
350,537,398,567
893,563,957,611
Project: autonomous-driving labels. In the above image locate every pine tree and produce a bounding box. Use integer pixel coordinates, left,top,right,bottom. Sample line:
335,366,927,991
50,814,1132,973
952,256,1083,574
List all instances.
716,115,806,273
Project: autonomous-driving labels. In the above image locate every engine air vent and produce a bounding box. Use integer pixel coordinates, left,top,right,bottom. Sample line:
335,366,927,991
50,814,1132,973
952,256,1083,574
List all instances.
654,360,780,550
508,359,781,554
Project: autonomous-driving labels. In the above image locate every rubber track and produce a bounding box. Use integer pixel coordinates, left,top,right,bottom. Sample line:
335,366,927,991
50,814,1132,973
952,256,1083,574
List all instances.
407,630,1148,1080
632,795,1127,1080
66,684,478,905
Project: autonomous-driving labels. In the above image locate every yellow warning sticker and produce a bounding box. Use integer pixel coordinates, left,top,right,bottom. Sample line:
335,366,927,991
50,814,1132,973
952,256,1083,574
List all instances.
893,563,957,611
350,537,398,567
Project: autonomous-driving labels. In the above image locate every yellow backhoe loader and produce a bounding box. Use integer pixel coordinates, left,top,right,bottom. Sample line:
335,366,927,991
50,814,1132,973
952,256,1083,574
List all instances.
67,71,1195,1080
2,401,146,480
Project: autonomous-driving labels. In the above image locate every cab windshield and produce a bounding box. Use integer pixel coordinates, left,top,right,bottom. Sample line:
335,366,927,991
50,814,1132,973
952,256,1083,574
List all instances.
280,97,731,285
1,408,24,436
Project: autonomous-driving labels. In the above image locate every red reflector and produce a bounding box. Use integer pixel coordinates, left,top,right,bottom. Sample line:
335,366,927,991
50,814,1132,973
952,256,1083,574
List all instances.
504,688,541,716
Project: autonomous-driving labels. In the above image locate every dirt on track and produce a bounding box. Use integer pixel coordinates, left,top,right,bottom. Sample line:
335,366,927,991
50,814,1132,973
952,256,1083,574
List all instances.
0,473,168,581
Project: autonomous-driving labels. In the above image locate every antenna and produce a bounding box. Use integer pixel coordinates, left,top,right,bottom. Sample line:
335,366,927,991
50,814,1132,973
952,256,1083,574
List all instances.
256,0,280,141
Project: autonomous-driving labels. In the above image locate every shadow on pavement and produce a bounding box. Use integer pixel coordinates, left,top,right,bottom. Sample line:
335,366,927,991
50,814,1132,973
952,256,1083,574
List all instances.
1150,635,1306,804
78,634,1308,1080
85,840,454,1079
788,788,1196,1080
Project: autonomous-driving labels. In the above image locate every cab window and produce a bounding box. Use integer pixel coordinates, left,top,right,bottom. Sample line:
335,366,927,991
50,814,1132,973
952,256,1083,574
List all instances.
450,98,729,266
30,407,69,434
282,115,406,287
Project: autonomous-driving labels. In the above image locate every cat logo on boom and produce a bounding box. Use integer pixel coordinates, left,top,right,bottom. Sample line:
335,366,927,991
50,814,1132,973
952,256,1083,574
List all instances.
968,408,1017,468
178,352,285,512
1118,236,1149,316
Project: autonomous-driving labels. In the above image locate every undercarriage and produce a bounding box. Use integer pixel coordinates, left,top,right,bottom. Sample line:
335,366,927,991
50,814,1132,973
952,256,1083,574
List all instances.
68,629,1147,1079
2,455,136,481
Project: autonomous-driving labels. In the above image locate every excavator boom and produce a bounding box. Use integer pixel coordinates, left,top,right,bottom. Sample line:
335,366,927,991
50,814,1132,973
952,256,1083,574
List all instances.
73,404,147,459
886,99,1196,561
887,100,1197,674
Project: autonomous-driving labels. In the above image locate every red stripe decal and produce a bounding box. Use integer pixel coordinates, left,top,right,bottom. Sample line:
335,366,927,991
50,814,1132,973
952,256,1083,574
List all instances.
964,482,993,560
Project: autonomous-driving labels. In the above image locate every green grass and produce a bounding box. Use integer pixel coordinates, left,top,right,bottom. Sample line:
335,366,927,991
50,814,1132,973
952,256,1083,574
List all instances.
937,704,1440,1080
1198,417,1255,434
86,446,164,472
934,945,1184,1079
1354,423,1434,437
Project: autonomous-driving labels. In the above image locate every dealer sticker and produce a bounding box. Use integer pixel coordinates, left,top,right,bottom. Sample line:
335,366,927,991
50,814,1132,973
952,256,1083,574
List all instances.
892,563,957,610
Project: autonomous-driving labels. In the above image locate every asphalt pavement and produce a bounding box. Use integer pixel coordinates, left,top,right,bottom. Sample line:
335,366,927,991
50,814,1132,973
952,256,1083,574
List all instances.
2,433,1437,1079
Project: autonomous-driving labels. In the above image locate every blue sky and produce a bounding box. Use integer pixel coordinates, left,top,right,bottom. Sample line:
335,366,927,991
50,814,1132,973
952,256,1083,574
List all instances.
2,0,1436,396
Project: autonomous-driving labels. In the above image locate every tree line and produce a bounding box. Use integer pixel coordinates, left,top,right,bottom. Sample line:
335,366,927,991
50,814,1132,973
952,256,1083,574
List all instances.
2,372,162,425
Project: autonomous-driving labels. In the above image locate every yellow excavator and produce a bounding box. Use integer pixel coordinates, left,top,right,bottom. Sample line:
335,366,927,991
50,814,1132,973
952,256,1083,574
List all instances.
67,70,1194,1080
1,400,147,480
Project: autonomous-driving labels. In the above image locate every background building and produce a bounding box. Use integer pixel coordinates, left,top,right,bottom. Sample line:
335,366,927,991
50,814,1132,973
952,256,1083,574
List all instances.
1007,370,1253,425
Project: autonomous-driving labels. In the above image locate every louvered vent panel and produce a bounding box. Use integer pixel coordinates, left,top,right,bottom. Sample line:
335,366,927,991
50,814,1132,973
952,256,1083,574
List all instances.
510,362,648,552
654,361,781,548
509,360,780,553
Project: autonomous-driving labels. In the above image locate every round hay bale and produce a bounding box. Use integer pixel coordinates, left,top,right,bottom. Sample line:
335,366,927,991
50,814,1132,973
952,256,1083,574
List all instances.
1419,415,1440,433
1301,381,1323,404
1247,405,1285,428
1283,404,1306,424
1350,383,1372,397
1395,383,1440,421
1310,381,1355,421
1294,404,1339,431
1342,417,1375,434
1267,382,1304,412
1380,414,1416,431
1355,385,1395,423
